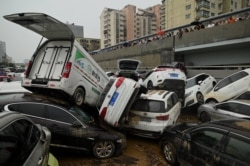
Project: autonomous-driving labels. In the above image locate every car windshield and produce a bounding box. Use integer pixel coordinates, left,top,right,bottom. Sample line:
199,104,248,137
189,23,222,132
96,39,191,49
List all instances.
68,106,93,124
185,77,196,88
131,99,165,113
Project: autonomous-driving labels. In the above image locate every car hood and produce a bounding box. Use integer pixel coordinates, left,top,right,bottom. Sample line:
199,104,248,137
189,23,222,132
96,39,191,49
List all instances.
4,12,74,40
117,59,141,71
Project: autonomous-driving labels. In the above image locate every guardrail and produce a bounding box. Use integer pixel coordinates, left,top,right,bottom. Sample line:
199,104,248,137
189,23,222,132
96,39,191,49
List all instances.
90,7,250,55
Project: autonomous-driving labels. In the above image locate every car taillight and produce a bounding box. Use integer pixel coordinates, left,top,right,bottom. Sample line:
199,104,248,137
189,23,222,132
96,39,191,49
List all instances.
115,77,125,88
156,115,169,121
62,62,72,78
100,107,107,120
25,61,32,77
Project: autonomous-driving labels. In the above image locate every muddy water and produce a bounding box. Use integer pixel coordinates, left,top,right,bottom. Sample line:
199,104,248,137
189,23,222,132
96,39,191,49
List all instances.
54,110,199,166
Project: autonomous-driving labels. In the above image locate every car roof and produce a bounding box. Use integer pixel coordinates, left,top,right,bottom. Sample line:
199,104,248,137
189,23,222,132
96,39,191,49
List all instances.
0,111,30,128
140,90,172,101
205,119,250,137
0,93,72,109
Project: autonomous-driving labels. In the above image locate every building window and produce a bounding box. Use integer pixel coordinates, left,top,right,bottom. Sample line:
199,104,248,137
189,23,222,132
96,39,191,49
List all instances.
185,14,191,19
185,4,191,10
211,3,215,8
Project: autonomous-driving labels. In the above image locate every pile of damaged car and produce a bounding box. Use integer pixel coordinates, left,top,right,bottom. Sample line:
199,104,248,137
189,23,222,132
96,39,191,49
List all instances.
2,12,250,166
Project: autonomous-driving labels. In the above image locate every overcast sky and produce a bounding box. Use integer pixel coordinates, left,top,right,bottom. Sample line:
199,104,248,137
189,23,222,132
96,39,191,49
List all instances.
1,0,161,63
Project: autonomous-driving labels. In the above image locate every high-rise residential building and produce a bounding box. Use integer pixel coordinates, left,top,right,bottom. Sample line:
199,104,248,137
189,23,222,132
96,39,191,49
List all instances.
100,8,126,48
122,5,137,40
100,4,162,49
161,0,245,30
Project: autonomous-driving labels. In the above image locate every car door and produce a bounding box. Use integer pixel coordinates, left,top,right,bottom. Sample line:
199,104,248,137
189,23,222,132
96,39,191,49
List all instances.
212,77,236,102
168,93,181,123
218,133,250,166
44,104,88,148
211,102,239,120
229,71,250,96
181,128,227,166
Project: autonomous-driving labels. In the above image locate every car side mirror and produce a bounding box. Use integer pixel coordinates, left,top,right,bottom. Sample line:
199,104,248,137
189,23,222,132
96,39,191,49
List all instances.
72,121,82,128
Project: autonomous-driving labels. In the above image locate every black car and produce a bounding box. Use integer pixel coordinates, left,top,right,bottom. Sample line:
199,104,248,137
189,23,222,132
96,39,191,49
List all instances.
160,119,250,166
0,93,127,159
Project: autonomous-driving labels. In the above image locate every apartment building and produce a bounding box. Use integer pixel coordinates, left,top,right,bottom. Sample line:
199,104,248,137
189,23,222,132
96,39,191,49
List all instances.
100,4,162,49
100,8,126,48
161,0,246,29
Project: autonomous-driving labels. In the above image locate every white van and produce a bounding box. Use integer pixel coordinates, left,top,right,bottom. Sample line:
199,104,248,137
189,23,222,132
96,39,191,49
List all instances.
4,13,109,107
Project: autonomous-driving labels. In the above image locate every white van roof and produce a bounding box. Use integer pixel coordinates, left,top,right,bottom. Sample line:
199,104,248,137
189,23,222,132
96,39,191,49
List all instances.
4,12,74,40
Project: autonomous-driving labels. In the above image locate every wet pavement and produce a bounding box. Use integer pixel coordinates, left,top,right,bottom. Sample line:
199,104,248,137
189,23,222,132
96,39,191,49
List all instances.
53,108,199,166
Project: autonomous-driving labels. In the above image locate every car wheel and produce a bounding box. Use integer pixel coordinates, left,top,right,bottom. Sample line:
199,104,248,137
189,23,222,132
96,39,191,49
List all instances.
162,141,177,165
200,111,211,122
206,99,217,104
73,87,85,106
196,92,204,105
147,80,153,89
93,140,115,159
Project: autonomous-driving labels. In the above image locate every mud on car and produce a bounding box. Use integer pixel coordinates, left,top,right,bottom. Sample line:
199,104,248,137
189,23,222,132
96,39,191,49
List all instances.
0,93,127,159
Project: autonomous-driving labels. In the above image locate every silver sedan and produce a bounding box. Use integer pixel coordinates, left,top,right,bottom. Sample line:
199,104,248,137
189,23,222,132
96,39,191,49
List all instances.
197,100,250,122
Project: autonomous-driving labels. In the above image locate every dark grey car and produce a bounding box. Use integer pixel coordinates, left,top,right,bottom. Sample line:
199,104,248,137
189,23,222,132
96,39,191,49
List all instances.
160,119,250,166
0,111,51,166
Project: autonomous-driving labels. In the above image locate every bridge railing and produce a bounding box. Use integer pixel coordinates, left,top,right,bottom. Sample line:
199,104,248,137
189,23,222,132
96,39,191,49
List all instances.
90,7,250,55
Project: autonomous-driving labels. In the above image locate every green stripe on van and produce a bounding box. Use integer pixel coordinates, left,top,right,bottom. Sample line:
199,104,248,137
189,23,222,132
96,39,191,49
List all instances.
92,87,100,95
75,50,85,60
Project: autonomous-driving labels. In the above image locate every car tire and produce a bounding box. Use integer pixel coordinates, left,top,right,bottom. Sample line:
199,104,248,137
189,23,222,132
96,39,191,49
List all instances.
147,80,153,89
196,92,204,105
200,111,211,122
162,141,177,165
206,99,217,104
93,140,115,159
73,87,85,106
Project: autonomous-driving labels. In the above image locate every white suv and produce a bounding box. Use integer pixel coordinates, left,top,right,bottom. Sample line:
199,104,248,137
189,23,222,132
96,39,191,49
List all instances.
204,68,250,103
125,90,181,139
185,73,217,107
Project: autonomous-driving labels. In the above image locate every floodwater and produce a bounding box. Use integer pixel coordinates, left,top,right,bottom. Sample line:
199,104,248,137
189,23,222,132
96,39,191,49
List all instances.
53,109,199,166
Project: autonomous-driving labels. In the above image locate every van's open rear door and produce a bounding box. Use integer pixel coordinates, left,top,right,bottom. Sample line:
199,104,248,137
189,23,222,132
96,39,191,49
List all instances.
4,12,74,40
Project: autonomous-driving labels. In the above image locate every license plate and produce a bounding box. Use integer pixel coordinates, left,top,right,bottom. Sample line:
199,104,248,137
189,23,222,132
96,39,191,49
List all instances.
109,92,119,106
169,73,178,77
140,117,151,122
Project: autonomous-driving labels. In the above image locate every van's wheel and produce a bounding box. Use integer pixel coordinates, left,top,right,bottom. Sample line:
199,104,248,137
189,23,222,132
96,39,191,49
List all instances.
93,140,115,159
73,87,85,106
